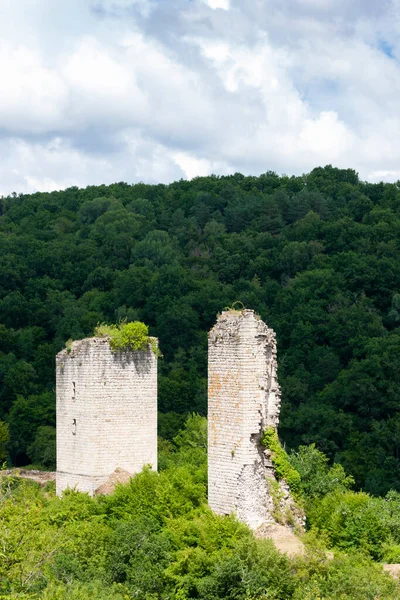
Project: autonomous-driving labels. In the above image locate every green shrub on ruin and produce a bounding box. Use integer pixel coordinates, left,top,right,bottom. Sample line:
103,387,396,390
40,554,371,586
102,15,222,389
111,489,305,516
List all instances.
261,427,301,497
95,320,159,355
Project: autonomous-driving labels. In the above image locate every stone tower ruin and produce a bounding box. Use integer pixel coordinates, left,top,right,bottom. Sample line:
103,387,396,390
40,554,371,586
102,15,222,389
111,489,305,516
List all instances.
208,309,281,530
56,337,157,496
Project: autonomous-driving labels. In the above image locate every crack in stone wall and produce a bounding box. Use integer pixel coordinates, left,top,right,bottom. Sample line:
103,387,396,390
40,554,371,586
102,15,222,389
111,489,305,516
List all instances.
56,337,157,496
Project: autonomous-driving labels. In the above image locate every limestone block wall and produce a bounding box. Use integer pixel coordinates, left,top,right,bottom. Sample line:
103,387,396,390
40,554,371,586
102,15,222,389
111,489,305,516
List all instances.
208,309,281,530
56,337,157,496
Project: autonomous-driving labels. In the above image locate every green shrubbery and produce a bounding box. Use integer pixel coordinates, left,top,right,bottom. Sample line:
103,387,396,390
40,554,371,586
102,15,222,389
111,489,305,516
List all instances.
286,444,400,563
291,549,399,600
308,490,389,560
289,443,354,499
0,416,399,598
306,489,400,563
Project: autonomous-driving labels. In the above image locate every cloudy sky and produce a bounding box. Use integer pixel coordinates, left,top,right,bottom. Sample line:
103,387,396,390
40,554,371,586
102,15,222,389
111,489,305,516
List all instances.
0,0,400,195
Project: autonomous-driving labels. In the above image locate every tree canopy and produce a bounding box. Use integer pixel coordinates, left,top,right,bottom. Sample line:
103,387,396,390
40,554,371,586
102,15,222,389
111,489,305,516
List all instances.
1,166,400,493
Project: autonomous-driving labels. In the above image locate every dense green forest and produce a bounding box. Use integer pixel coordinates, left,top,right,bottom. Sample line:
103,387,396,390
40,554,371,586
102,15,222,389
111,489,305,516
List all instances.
1,165,400,495
2,415,400,598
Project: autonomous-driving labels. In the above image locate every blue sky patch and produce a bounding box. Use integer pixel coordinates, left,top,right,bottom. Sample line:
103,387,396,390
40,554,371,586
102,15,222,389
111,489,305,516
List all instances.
378,39,395,59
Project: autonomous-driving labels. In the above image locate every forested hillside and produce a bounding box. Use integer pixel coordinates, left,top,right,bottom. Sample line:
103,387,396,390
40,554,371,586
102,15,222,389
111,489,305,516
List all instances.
1,165,400,494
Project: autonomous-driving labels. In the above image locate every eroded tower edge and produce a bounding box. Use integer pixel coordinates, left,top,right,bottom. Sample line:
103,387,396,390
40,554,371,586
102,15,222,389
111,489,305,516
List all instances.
208,308,304,531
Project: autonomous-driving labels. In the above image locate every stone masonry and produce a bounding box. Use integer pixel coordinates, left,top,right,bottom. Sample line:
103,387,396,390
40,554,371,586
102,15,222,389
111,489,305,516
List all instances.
56,337,157,496
208,309,281,530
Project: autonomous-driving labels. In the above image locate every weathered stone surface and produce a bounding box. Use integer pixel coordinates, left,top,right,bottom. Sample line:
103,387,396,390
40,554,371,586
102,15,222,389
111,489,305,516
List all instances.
94,468,132,496
208,309,281,530
56,337,157,496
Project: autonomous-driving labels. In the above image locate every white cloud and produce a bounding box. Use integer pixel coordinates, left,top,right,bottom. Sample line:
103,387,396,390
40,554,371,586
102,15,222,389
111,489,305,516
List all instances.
367,169,400,182
1,0,400,195
0,43,68,133
299,112,354,158
172,151,233,179
205,0,231,10
172,152,213,179
0,133,186,196
296,0,333,8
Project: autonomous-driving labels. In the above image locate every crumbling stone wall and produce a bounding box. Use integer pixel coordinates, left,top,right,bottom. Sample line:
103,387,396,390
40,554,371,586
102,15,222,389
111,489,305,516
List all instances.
56,337,157,496
208,309,282,530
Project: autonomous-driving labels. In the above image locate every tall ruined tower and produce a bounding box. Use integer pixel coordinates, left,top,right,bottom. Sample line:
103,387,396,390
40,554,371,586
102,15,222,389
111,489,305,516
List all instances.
56,337,157,496
208,309,281,530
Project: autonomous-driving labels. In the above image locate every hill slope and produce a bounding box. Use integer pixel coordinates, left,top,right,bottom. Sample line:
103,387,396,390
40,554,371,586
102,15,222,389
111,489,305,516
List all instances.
1,165,400,493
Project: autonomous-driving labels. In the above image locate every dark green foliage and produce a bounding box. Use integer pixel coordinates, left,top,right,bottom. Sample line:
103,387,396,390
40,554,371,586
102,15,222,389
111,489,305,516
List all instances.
1,165,400,490
7,392,55,465
158,411,186,440
106,517,172,595
0,419,8,462
27,425,56,469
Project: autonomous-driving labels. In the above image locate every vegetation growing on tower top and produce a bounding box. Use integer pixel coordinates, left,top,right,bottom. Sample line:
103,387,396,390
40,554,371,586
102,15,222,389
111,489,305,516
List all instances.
94,321,159,355
223,300,246,313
